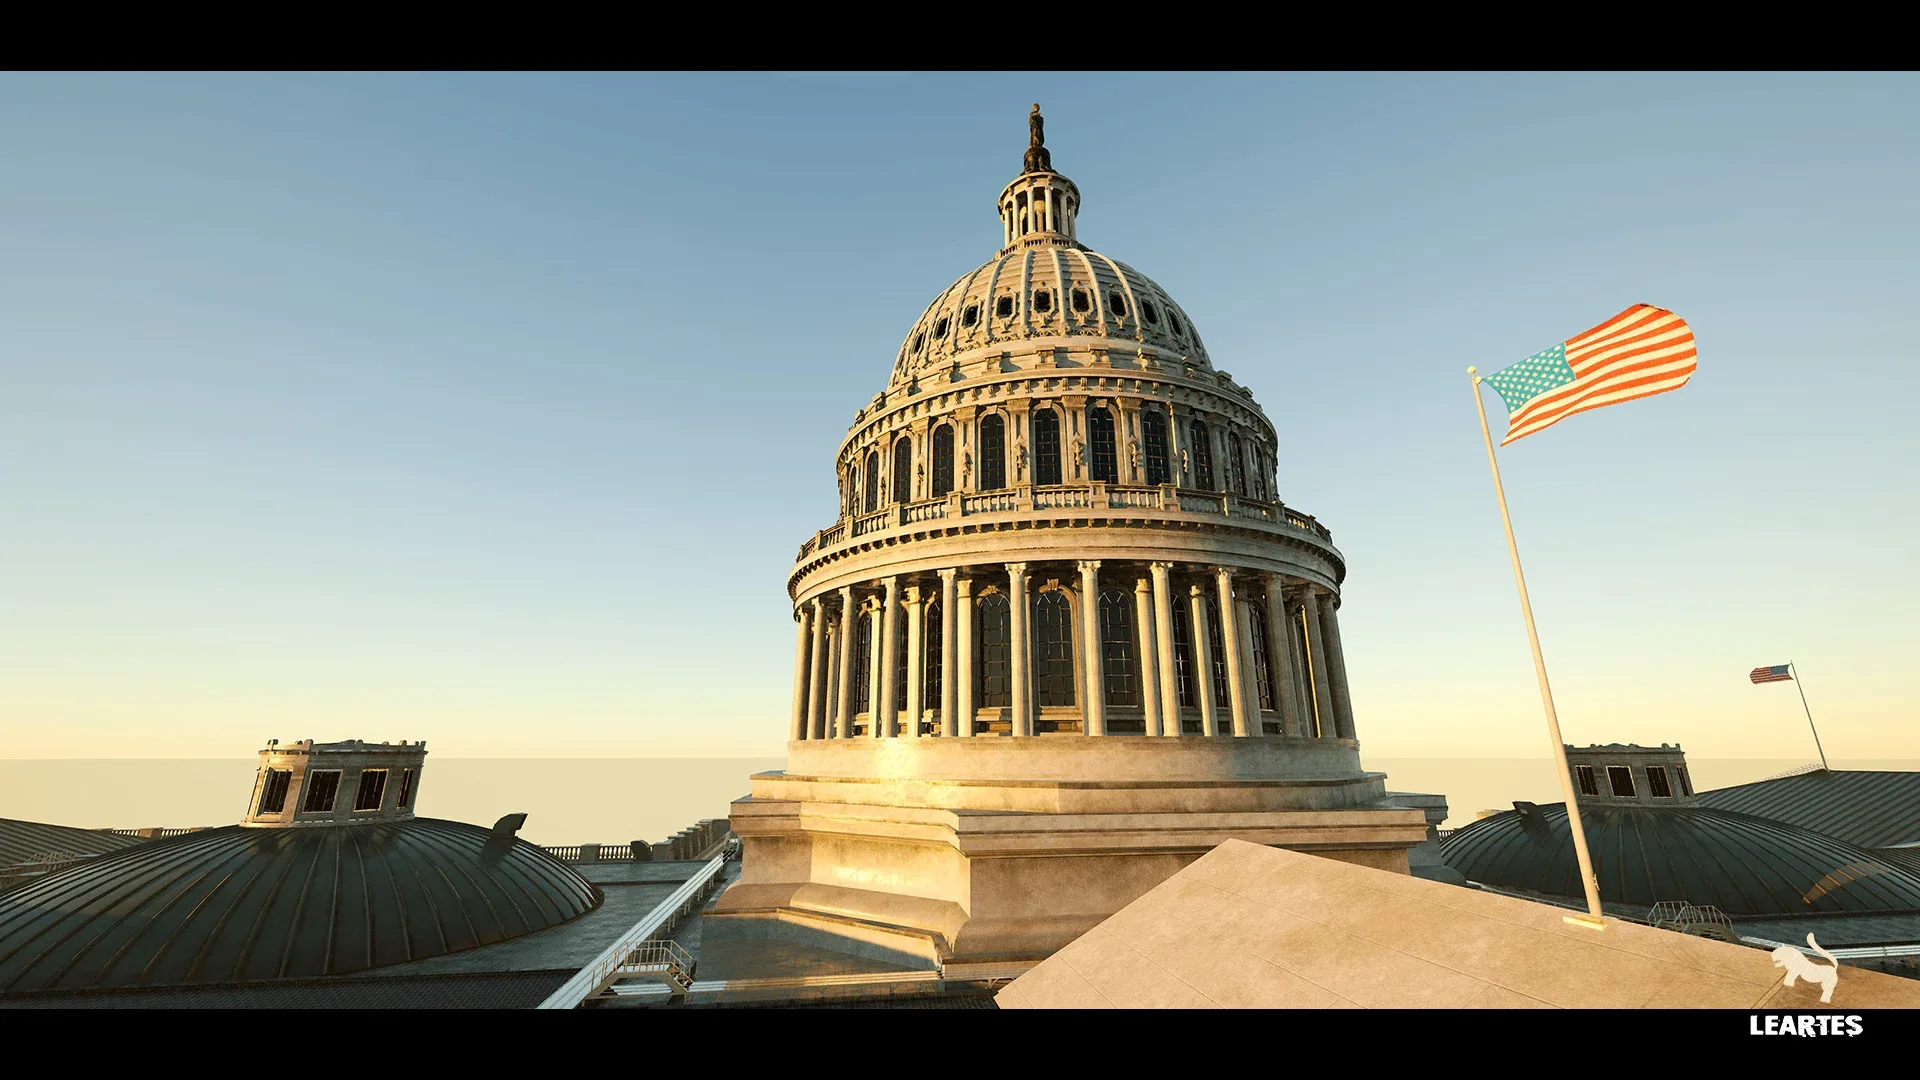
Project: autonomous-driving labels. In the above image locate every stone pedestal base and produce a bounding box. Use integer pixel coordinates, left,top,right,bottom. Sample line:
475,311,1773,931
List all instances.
703,737,1432,976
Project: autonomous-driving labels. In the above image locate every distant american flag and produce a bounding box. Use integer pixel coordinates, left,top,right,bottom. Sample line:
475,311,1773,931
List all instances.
1750,664,1793,684
1484,305,1698,446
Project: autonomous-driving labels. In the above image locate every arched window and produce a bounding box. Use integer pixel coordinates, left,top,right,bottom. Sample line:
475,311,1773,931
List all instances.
931,425,954,497
923,598,942,724
1191,420,1215,490
853,610,874,715
1228,432,1246,495
1205,596,1231,712
1033,409,1062,486
893,437,912,505
1087,406,1117,484
1248,601,1275,712
1142,409,1171,486
1098,590,1139,707
1033,591,1075,708
977,592,1011,708
1171,599,1198,710
979,414,1006,491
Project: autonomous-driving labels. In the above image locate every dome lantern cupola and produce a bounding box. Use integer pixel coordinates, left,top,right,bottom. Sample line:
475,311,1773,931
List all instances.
998,104,1080,250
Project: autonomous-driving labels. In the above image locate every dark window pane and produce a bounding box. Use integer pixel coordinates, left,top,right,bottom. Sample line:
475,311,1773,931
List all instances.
1171,600,1197,709
1099,590,1139,707
1072,289,1090,313
1142,410,1170,486
934,317,949,338
1108,292,1127,318
1205,597,1231,710
1576,765,1599,797
977,593,1011,708
932,425,954,498
980,415,1006,491
1088,407,1117,484
863,452,879,514
397,768,416,809
924,599,942,717
1247,602,1274,711
1191,420,1215,490
1033,291,1051,313
1228,432,1246,495
1034,410,1062,486
1142,301,1159,325
1647,766,1673,798
854,613,873,714
302,771,341,813
996,296,1013,318
893,607,910,713
893,438,912,504
354,769,388,812
1034,592,1075,708
258,769,291,814
1677,766,1693,797
963,304,979,328
1607,766,1636,798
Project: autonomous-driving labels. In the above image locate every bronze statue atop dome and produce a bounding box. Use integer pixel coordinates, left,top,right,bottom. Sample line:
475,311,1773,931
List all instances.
1023,103,1052,174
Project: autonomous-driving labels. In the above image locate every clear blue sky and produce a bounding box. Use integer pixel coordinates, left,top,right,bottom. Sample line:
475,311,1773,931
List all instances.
4,72,1915,759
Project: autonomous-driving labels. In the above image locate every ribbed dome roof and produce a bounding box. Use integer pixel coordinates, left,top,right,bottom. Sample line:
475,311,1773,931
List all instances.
0,818,600,994
888,248,1211,391
1441,803,1920,917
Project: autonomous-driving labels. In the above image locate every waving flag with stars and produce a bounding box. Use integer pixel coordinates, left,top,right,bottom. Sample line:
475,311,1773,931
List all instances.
1482,305,1697,446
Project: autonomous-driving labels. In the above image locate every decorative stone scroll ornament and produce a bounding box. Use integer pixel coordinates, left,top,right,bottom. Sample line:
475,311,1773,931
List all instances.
1180,448,1191,482
963,451,973,485
1015,440,1027,479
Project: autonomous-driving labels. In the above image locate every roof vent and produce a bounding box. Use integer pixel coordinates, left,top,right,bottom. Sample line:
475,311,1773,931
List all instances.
492,813,528,840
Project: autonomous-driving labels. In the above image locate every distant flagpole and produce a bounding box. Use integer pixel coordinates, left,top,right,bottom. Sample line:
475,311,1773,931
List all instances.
1468,366,1607,930
1790,663,1830,771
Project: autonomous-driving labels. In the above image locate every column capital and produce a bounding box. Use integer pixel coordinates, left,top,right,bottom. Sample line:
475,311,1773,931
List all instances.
1149,560,1177,573
1134,575,1153,593
1259,569,1283,586
903,584,923,606
1076,559,1102,573
1188,581,1209,598
937,567,959,582
1006,561,1029,577
837,585,854,599
956,574,975,597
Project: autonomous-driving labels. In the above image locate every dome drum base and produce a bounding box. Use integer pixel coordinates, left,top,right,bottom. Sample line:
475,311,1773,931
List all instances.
704,749,1429,974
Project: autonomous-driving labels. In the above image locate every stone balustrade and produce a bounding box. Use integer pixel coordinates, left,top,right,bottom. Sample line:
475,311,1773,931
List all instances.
797,482,1333,566
543,818,734,864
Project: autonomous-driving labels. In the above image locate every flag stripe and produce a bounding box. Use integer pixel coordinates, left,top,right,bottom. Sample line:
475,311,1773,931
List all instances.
1483,304,1699,445
1501,358,1696,444
1750,663,1793,684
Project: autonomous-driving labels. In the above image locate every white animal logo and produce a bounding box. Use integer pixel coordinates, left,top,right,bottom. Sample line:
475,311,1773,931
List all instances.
1771,933,1840,1003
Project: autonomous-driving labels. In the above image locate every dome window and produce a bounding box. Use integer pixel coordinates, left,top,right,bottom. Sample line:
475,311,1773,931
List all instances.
1072,288,1090,313
1033,290,1052,314
1142,301,1159,326
995,296,1014,319
302,770,342,813
1607,766,1637,798
913,332,926,354
934,317,949,338
1108,292,1128,318
353,769,389,812
962,304,979,328
257,769,292,814
1167,309,1182,335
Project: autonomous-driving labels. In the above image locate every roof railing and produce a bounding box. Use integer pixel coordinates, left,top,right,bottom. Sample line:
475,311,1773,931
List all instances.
1756,762,1828,783
536,852,731,1010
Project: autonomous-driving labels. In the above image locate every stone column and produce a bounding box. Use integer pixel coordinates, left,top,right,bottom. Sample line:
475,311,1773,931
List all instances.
1236,605,1263,734
835,587,855,738
865,599,885,736
939,569,959,738
1262,574,1304,737
1299,586,1336,740
1007,563,1031,737
1077,560,1105,736
790,604,813,742
903,584,924,739
806,599,830,740
1132,576,1163,737
955,575,975,737
876,577,901,738
1213,567,1250,736
1319,594,1358,740
1149,562,1181,736
1188,583,1219,737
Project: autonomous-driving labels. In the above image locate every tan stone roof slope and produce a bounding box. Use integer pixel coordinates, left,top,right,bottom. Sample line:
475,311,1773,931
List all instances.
995,839,1920,1009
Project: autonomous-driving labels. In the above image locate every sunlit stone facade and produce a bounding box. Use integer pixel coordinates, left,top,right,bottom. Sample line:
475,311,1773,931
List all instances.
711,107,1429,976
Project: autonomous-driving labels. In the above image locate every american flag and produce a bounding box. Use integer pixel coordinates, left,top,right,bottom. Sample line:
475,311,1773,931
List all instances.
1750,664,1793,684
1484,305,1698,446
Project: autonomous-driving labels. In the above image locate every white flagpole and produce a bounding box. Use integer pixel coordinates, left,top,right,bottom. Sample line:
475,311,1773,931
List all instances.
1788,663,1830,771
1468,367,1606,929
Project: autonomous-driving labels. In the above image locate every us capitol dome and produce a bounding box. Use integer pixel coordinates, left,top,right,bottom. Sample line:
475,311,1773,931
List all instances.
708,106,1437,977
